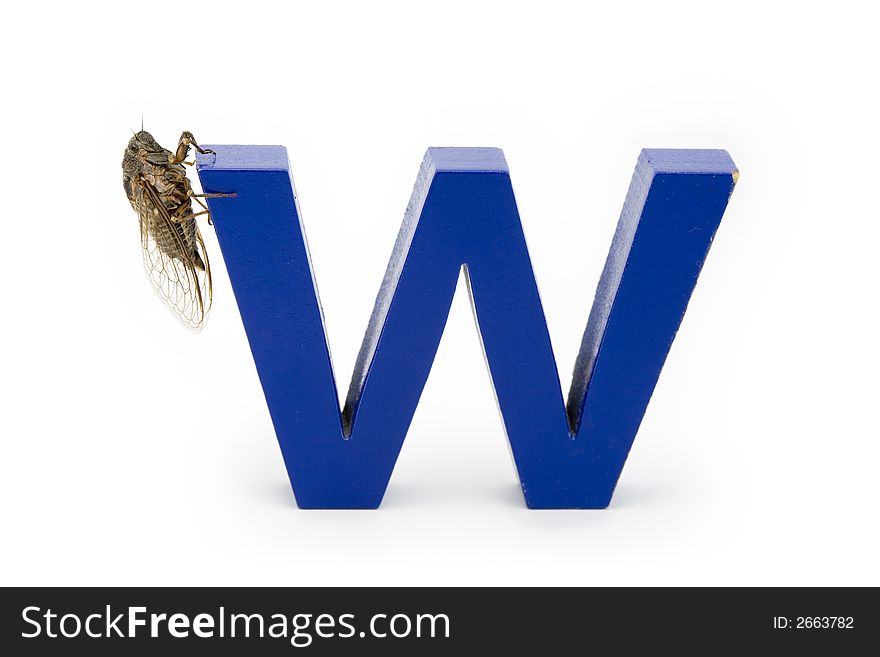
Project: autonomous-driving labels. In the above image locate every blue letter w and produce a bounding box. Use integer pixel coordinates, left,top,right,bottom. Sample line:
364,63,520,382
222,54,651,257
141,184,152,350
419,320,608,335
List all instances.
197,147,737,509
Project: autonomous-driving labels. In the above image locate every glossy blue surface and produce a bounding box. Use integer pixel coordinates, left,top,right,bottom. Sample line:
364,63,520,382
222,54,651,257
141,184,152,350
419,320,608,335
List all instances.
197,147,737,508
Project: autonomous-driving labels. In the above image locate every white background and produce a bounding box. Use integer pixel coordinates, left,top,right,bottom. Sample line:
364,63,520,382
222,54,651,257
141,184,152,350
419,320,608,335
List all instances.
1,1,877,586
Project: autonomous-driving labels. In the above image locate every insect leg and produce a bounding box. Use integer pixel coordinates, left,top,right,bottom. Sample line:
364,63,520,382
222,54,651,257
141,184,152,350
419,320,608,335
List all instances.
171,131,215,164
188,191,235,225
191,192,236,198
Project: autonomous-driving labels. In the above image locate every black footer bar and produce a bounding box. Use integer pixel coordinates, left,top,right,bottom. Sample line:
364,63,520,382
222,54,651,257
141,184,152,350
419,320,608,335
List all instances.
1,587,876,654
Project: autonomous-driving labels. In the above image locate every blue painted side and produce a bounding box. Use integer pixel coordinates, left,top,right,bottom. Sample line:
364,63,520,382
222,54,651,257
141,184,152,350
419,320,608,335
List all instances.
197,147,737,509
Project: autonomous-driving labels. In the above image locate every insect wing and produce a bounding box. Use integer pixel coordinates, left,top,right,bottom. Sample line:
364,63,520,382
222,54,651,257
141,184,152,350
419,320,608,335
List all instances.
132,176,212,331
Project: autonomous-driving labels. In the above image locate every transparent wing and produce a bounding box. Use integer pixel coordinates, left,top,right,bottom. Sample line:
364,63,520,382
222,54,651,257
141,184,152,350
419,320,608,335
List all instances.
131,176,212,331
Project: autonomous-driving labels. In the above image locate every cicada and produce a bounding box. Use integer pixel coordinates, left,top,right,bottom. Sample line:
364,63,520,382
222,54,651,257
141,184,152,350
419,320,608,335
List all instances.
122,130,230,331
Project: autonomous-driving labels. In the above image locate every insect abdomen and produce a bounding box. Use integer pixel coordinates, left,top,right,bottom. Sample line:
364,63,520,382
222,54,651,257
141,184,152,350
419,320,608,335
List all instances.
150,211,205,271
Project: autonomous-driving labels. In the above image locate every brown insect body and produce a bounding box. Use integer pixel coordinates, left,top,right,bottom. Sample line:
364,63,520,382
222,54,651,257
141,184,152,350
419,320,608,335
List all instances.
122,130,215,330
